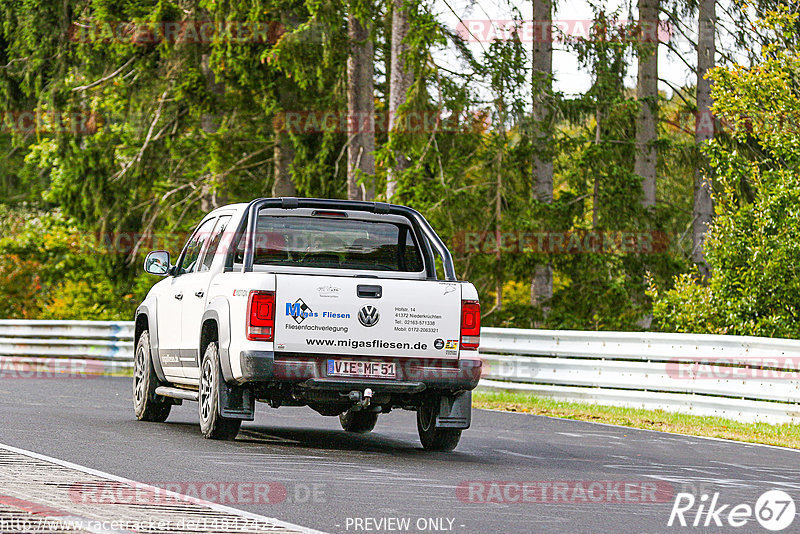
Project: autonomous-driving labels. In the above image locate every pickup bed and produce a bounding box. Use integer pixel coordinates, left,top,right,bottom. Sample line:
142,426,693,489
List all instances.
134,198,481,450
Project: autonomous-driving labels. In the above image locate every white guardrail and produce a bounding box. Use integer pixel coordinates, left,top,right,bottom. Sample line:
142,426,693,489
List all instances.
1,321,799,424
0,320,134,375
480,328,800,424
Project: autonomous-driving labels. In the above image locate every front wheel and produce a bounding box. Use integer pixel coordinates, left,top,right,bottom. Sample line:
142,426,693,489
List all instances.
339,409,379,433
417,400,461,451
133,331,171,422
199,342,241,440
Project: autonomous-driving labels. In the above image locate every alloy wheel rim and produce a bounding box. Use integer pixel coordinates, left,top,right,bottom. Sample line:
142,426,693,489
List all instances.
133,346,146,405
200,358,213,421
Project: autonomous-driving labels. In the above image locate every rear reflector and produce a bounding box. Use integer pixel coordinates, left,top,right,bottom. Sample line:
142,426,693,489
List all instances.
247,291,275,341
460,300,480,350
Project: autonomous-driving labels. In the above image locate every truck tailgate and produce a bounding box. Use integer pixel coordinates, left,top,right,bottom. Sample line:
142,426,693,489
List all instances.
274,274,462,358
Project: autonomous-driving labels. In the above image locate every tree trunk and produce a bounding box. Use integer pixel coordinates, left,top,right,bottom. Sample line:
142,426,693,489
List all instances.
347,7,376,201
495,148,503,312
386,0,413,201
635,0,658,208
272,129,296,197
200,52,225,211
200,53,223,135
530,0,553,319
693,0,715,279
271,11,301,198
593,105,601,229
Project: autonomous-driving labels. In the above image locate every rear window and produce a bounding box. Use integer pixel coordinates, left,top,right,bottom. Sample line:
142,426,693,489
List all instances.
234,216,424,272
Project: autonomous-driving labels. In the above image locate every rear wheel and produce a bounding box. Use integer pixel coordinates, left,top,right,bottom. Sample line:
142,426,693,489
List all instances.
417,400,461,451
133,331,171,422
199,342,241,440
339,409,379,433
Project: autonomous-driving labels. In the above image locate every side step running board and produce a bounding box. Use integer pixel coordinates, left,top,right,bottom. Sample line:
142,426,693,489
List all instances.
155,386,199,401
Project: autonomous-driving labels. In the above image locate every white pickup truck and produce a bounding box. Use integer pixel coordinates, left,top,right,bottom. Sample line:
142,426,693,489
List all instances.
134,198,481,450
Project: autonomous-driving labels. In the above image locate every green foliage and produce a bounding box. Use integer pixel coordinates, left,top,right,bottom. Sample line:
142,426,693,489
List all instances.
0,206,152,319
533,11,688,330
652,9,800,338
648,273,723,333
0,0,698,329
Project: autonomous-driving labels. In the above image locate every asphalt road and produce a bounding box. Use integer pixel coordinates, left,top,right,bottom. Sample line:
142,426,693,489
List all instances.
0,376,798,534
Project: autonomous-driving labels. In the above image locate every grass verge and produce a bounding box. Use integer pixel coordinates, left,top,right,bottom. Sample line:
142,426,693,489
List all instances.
472,389,800,449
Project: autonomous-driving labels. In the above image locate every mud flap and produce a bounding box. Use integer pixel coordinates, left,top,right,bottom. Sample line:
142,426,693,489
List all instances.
218,380,255,420
435,391,471,429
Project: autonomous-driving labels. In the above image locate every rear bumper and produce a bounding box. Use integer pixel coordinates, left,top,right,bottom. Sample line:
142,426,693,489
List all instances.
239,351,482,392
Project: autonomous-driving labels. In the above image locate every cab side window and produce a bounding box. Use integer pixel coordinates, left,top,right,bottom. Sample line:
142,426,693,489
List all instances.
177,218,216,275
199,215,232,272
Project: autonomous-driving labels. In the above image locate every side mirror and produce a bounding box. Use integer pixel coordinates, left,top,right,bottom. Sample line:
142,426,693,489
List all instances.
144,250,171,276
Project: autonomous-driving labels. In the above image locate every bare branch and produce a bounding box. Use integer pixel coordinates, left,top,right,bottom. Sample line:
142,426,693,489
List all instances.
71,57,136,92
658,77,694,109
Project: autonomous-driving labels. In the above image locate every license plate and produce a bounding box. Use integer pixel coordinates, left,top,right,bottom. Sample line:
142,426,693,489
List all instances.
327,360,396,379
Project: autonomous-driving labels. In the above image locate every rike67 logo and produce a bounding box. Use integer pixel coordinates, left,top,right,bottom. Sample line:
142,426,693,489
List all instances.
668,490,795,531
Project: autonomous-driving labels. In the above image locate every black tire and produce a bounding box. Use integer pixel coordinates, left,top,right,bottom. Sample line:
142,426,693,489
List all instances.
339,408,379,433
199,342,241,440
133,331,171,422
417,400,461,451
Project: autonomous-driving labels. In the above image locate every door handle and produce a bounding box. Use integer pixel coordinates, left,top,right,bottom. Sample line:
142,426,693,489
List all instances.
174,293,183,300
195,290,204,298
357,284,382,298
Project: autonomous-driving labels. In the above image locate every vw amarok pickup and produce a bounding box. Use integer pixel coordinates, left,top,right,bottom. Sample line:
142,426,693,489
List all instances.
134,198,481,450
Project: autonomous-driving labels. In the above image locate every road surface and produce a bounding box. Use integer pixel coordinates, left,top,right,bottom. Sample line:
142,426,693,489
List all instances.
0,377,797,533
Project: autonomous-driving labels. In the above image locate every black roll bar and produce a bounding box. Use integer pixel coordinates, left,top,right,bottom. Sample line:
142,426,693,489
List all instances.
240,197,457,281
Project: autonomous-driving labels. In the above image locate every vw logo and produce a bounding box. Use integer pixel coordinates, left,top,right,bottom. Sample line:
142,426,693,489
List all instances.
358,305,380,327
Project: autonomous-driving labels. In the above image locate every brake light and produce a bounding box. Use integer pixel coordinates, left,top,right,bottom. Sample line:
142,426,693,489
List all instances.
247,291,275,341
311,210,347,217
460,300,480,350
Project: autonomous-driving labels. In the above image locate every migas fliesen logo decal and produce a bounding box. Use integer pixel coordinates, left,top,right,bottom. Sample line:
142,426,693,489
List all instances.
286,298,316,324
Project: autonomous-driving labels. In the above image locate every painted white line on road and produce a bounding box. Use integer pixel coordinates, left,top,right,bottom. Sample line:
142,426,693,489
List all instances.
0,441,328,534
496,449,546,460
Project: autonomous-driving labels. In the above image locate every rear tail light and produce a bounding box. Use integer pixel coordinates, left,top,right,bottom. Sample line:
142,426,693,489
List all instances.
247,291,275,341
460,300,480,350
